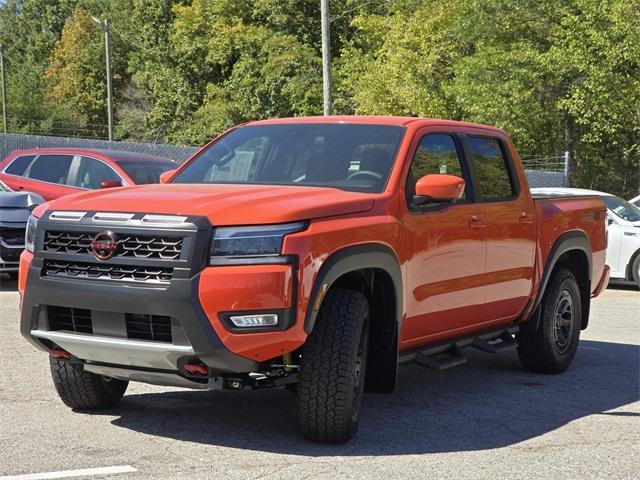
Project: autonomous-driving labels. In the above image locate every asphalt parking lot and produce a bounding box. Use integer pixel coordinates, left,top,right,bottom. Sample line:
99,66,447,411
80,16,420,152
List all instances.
0,277,638,480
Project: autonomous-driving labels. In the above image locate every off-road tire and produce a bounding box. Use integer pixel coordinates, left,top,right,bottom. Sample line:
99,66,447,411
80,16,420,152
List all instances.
298,288,369,443
517,268,582,373
631,254,640,289
50,357,128,410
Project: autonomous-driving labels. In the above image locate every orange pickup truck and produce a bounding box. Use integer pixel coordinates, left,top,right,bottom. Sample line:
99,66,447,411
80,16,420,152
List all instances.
19,116,609,443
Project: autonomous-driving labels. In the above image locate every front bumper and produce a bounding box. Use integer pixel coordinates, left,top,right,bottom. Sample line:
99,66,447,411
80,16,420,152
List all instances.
20,211,301,388
21,264,262,376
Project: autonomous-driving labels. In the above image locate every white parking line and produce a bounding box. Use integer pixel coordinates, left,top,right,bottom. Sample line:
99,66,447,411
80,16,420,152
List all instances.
0,465,137,480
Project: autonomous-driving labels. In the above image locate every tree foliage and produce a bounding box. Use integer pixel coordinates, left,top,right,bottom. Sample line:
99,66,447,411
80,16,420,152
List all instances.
0,0,637,195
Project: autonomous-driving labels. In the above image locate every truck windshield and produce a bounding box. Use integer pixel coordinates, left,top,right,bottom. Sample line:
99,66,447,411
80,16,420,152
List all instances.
603,196,640,222
172,124,405,193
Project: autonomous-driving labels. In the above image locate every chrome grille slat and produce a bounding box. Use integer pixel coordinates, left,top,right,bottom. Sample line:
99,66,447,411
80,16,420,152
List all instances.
43,260,173,284
44,230,183,260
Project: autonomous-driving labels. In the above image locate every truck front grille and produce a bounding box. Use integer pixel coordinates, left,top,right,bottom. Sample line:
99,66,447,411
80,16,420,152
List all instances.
126,313,173,343
44,231,183,260
43,260,173,284
0,228,25,246
48,306,92,334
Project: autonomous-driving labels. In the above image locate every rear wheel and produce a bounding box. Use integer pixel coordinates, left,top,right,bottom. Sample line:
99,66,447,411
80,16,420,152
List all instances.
298,288,369,443
517,268,582,374
50,357,128,410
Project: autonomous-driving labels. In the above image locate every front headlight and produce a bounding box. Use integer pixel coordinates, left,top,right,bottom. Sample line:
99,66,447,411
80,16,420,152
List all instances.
25,215,38,253
209,221,306,265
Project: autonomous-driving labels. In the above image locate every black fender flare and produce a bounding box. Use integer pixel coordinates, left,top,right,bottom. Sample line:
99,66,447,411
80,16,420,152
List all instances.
303,243,403,334
526,230,592,329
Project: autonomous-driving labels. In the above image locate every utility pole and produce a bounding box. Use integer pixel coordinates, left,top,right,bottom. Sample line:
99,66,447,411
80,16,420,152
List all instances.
92,17,114,141
320,0,332,116
0,44,7,134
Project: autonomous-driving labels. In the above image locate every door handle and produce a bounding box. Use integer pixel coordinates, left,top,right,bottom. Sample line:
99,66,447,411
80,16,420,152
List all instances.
519,212,534,224
469,216,486,229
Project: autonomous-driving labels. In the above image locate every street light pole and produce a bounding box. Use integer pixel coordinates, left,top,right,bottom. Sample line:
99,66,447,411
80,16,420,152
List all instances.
320,0,332,116
92,17,114,141
0,44,7,134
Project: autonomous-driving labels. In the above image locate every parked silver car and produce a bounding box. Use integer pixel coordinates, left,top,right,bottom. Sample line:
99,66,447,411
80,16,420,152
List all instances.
0,181,44,278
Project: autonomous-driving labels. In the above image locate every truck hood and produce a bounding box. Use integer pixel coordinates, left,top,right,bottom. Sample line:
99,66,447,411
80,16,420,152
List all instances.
44,184,375,225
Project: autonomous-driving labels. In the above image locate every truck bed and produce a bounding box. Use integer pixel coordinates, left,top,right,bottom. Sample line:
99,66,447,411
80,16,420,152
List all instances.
532,194,608,298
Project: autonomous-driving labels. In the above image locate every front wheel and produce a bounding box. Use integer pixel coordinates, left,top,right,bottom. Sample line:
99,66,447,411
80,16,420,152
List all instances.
517,268,582,374
297,288,369,443
50,357,128,410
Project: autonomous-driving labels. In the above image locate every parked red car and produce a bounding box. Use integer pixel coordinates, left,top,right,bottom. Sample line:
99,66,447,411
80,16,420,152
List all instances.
0,148,178,201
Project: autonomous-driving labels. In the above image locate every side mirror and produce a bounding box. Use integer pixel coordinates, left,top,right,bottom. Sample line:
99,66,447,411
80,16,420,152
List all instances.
607,216,615,226
100,180,122,189
159,169,177,184
413,174,465,205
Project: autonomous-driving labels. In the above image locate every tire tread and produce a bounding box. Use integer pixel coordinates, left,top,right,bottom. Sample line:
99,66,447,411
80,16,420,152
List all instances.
50,357,127,410
517,268,581,374
298,288,368,443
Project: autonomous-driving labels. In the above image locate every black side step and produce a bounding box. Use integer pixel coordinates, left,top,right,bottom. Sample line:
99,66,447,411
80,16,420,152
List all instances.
415,345,467,370
472,334,517,354
400,325,519,370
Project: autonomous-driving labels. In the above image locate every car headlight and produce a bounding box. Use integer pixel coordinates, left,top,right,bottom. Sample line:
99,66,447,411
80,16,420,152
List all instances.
209,221,306,265
25,215,38,253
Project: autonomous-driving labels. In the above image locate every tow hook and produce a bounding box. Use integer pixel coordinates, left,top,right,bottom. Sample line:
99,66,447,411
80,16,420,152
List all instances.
184,361,208,376
50,348,70,359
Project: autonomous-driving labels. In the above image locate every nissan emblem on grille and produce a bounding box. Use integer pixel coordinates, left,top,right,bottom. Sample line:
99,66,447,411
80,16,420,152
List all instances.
91,231,118,260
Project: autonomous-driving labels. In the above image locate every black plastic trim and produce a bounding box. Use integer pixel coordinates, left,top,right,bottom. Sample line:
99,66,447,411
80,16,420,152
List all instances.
303,243,402,334
527,230,592,326
20,260,260,375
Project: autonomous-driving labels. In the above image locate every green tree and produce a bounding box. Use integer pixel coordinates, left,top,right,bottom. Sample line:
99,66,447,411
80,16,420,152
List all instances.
131,0,324,144
0,0,77,134
338,0,640,197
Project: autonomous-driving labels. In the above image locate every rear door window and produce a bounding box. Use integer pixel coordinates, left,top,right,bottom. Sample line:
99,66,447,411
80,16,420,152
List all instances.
73,157,122,189
25,155,74,185
468,137,516,201
5,155,36,176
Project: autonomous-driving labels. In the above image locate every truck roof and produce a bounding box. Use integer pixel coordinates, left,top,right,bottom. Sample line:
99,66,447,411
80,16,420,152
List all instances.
248,115,507,134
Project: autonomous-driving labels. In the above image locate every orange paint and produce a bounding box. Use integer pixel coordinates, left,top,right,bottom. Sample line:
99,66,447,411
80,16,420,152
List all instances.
23,116,608,363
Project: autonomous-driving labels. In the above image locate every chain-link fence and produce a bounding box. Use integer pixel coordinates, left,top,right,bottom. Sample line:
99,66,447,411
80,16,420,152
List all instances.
0,133,198,163
522,153,570,188
1,133,573,189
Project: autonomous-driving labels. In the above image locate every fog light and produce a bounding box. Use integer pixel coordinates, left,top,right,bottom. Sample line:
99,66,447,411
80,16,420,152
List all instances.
229,313,278,328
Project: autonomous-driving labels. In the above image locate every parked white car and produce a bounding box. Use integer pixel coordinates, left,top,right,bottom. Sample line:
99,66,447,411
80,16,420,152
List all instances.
532,188,640,288
630,194,640,207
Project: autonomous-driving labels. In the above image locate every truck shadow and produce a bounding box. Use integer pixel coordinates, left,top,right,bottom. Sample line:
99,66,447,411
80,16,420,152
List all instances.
109,339,639,456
